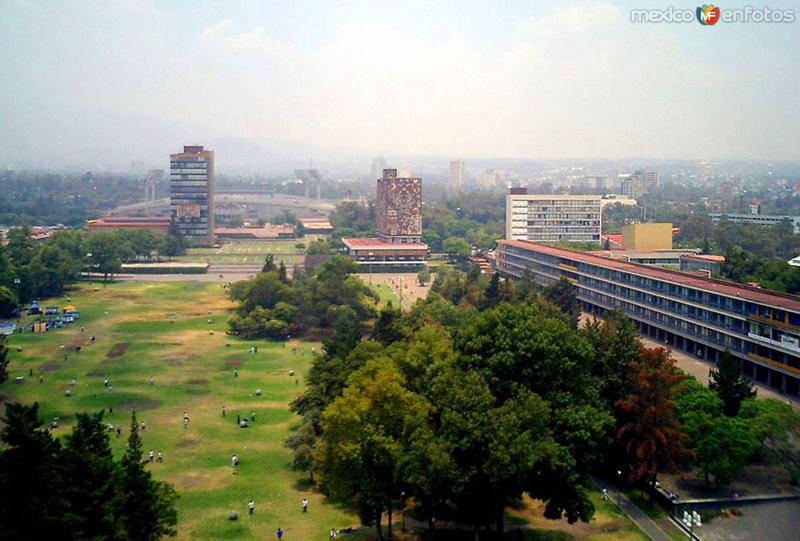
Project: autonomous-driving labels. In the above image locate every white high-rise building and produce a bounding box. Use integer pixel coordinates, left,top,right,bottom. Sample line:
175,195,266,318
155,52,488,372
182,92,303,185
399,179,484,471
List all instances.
371,156,387,181
506,190,602,244
449,160,465,190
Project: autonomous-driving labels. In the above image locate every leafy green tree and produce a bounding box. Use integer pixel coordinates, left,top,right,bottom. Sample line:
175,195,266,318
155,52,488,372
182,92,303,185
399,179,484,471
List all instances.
582,310,642,408
442,236,471,259
416,267,431,286
691,415,756,487
0,403,67,540
0,335,8,384
322,305,362,359
739,398,800,481
5,227,36,267
119,412,178,540
709,351,756,417
285,418,318,482
315,359,430,540
481,272,501,310
87,233,122,282
0,286,16,318
371,304,406,346
543,277,581,328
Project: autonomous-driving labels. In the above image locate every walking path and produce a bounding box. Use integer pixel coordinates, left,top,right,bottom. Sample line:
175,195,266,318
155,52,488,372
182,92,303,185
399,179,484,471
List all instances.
592,476,676,541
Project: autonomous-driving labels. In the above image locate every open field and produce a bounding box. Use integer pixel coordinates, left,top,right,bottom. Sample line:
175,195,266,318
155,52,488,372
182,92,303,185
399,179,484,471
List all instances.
0,282,650,540
0,281,358,541
176,241,305,265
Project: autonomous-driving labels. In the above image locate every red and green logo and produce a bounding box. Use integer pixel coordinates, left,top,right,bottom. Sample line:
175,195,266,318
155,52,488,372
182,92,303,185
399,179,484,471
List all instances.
697,4,721,25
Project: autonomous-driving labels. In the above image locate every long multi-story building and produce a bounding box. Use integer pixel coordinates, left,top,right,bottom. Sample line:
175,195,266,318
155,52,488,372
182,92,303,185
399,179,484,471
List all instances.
506,191,602,244
170,145,215,246
709,212,800,234
494,240,800,397
449,160,465,190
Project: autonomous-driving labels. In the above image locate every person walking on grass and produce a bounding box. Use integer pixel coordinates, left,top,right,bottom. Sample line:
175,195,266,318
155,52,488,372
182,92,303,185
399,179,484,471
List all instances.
149,450,154,462
157,451,163,463
248,500,255,515
301,498,308,513
276,527,283,539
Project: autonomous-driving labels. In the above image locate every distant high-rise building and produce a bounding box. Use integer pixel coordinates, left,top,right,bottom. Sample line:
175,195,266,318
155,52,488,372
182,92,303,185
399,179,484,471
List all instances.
170,145,215,246
619,169,658,200
144,169,163,201
584,175,608,192
477,169,499,189
506,189,602,244
449,160,465,190
371,156,387,181
376,168,422,243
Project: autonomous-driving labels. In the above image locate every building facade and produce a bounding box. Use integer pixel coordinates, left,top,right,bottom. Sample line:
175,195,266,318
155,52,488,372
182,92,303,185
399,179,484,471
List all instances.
621,223,673,250
170,145,215,246
709,213,800,234
494,240,800,397
506,192,602,244
87,217,171,237
449,160,465,191
376,168,422,243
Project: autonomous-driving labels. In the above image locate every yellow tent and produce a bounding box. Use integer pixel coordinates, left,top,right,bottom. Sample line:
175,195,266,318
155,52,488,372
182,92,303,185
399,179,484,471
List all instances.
63,305,77,312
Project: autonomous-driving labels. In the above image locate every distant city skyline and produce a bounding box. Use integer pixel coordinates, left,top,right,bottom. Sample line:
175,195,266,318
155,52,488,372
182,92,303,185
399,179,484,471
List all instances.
1,0,799,169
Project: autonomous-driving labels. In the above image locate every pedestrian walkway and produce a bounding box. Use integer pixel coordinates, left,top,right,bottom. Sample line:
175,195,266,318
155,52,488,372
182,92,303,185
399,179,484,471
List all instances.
592,476,675,541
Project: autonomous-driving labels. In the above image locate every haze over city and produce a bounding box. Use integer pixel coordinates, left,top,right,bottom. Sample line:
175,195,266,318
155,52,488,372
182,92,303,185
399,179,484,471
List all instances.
2,0,799,170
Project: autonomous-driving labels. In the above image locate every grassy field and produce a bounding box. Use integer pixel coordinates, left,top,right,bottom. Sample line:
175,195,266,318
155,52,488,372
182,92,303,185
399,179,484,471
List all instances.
1,281,651,541
176,241,305,265
0,281,357,541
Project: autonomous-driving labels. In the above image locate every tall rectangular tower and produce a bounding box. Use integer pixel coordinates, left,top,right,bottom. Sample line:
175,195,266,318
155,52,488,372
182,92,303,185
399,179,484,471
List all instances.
170,145,215,246
376,168,422,243
449,160,465,190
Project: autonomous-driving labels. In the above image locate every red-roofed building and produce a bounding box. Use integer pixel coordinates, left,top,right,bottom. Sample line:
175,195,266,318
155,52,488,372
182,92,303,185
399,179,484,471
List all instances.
86,217,171,236
495,239,800,397
298,217,334,235
341,237,428,270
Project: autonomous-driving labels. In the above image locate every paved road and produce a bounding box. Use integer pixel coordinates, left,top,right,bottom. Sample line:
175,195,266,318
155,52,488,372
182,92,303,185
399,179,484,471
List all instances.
592,476,675,541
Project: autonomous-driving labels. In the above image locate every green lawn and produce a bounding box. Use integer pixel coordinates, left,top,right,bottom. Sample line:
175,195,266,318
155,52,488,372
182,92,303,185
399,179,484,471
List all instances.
369,284,400,309
176,241,305,264
1,281,358,541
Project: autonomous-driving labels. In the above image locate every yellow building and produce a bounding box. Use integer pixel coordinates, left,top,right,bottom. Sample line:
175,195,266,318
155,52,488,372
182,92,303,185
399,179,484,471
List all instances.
622,223,673,250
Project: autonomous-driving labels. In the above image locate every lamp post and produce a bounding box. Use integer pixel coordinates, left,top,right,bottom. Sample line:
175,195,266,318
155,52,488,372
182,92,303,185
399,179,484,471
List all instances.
400,491,406,532
13,278,21,320
86,252,93,277
616,470,622,517
682,507,702,540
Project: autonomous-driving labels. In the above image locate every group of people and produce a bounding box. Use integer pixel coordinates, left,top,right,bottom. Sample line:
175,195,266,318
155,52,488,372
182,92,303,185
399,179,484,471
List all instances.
148,450,163,463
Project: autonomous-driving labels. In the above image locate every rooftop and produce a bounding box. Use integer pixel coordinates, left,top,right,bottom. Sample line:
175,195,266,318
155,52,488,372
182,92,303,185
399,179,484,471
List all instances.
342,237,428,250
683,254,725,262
498,239,800,311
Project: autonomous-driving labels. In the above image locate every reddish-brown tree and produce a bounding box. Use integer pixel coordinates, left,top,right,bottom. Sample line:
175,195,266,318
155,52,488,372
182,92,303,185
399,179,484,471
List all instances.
616,346,693,484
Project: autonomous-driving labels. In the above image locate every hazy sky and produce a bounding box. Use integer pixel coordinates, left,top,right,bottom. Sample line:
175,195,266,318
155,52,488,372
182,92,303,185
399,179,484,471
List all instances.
1,0,799,167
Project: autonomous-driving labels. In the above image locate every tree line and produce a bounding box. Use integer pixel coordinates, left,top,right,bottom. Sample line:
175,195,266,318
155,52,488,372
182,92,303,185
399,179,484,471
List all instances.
0,404,178,540
0,225,188,317
278,268,800,539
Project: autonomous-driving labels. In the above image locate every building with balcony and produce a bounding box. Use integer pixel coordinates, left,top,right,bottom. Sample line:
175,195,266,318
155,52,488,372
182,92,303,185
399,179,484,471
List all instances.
506,191,602,244
494,239,800,397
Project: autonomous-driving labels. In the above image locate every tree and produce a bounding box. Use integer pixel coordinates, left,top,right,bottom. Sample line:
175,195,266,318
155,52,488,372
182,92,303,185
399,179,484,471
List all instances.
616,347,692,484
416,268,431,286
87,233,122,282
277,260,289,283
5,227,36,267
442,237,471,259
315,359,430,540
739,398,800,482
0,402,67,540
162,221,188,257
543,277,581,328
709,351,756,417
285,418,318,481
0,286,15,319
583,310,642,408
0,335,8,384
481,272,501,310
322,306,361,359
691,415,756,487
262,254,277,273
371,304,405,346
119,412,179,540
